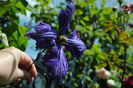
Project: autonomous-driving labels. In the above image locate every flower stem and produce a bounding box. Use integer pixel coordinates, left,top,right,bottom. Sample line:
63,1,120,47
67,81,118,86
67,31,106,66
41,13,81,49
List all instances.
28,50,44,71
90,76,97,88
121,44,127,88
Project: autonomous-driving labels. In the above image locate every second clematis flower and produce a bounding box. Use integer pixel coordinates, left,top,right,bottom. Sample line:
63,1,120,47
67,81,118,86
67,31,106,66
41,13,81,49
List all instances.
64,30,86,58
42,45,68,79
25,0,86,80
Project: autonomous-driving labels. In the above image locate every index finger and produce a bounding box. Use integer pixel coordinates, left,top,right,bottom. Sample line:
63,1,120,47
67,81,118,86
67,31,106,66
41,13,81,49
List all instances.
19,51,37,77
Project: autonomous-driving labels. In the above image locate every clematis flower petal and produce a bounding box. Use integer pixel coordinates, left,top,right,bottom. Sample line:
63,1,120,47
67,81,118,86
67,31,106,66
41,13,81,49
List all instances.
35,39,56,49
58,0,74,35
42,45,68,79
64,30,86,58
25,22,57,49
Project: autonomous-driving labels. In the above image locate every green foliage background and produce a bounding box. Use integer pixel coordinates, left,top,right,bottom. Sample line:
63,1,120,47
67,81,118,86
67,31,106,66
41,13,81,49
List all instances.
0,0,133,88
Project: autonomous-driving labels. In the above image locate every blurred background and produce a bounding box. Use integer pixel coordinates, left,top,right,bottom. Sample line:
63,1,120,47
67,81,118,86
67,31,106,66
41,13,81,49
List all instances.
0,0,133,88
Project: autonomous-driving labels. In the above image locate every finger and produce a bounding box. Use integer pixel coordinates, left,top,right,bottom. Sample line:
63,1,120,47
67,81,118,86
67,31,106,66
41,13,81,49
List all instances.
19,51,33,67
26,76,33,82
29,63,37,77
16,68,24,79
16,68,30,79
16,68,34,81
19,51,37,77
16,68,35,83
16,78,22,82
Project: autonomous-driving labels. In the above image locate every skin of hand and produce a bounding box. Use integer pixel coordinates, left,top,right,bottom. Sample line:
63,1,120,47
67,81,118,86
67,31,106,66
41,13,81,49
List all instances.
0,47,37,85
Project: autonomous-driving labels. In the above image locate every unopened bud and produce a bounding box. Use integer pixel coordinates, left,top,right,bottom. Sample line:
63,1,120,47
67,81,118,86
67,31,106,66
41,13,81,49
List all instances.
96,68,111,79
107,79,115,87
112,6,118,11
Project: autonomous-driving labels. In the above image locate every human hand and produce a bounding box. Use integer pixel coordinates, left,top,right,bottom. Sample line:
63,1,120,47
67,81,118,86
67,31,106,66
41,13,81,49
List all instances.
0,47,37,85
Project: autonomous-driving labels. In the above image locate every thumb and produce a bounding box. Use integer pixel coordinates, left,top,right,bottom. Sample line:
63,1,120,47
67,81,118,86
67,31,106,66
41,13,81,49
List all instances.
16,68,31,79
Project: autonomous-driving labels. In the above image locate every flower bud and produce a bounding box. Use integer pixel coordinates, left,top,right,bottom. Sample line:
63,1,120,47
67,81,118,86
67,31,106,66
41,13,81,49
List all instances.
96,68,111,79
112,6,118,11
107,79,115,87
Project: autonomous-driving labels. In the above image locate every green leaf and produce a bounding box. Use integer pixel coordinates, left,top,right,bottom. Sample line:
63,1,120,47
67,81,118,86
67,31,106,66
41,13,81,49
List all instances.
119,31,133,44
83,16,90,21
100,51,108,60
84,49,94,56
112,52,123,64
76,10,83,15
119,31,128,40
80,20,86,26
92,44,101,53
0,1,13,16
104,21,115,32
122,37,133,44
20,0,28,7
2,24,18,36
10,0,18,3
98,63,107,68
2,24,28,51
15,1,25,10
18,25,28,36
85,76,91,81
15,1,30,14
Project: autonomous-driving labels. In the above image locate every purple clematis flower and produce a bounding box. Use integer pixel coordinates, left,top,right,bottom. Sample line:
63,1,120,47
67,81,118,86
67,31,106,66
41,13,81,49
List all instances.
58,0,74,35
25,0,86,80
25,22,57,49
42,45,68,79
64,30,86,58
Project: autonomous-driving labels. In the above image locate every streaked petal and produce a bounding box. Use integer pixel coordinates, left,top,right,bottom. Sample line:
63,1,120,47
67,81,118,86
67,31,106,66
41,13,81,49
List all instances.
42,45,68,79
58,0,74,35
36,39,56,49
35,22,52,32
64,30,86,58
25,22,57,49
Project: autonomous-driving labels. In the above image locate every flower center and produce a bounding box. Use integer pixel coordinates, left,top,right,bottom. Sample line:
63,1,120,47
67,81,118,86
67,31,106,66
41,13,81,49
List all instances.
56,36,67,44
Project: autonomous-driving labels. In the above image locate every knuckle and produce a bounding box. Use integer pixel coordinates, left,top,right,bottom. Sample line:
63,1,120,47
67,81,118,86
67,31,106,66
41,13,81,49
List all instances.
10,46,16,49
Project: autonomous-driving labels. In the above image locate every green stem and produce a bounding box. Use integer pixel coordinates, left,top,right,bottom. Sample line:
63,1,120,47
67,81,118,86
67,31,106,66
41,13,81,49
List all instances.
90,76,97,88
28,49,44,71
121,44,127,88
